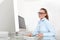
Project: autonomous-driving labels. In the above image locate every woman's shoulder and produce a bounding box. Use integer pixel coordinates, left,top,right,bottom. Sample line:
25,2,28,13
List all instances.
44,18,51,24
38,18,51,24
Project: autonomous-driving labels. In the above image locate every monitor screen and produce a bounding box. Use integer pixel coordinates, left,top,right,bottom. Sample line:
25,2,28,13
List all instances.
18,16,26,29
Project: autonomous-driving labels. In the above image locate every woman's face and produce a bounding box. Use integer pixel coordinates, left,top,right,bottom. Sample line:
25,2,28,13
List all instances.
38,10,46,19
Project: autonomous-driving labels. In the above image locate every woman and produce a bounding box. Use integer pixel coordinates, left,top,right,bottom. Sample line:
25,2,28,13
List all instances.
26,8,56,40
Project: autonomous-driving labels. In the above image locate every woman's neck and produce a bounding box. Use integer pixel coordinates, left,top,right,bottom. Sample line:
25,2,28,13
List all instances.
40,17,44,20
40,17,46,20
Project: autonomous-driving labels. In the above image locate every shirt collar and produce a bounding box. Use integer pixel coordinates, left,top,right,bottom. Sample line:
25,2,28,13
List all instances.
40,18,46,21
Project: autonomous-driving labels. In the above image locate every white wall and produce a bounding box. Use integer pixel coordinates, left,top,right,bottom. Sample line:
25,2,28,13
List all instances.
0,0,15,33
16,0,60,40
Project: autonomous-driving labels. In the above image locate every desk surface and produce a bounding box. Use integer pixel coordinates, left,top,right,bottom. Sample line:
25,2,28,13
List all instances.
12,36,39,40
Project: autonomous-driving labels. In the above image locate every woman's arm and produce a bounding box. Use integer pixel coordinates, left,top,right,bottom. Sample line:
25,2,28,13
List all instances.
32,25,40,36
25,23,40,37
25,26,39,37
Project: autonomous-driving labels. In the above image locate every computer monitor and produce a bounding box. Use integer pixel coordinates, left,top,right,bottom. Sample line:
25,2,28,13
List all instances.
18,16,26,29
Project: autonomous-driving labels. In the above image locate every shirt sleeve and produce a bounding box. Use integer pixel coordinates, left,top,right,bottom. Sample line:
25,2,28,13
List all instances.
43,21,56,37
32,23,40,36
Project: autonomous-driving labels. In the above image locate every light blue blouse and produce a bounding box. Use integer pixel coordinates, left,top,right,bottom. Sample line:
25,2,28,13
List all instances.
32,18,56,40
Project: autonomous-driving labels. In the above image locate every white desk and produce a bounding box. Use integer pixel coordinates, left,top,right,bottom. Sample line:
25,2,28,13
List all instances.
12,29,40,40
14,36,39,40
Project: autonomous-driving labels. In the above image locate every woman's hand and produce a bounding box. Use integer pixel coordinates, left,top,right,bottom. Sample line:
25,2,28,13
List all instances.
36,33,43,38
25,33,32,37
